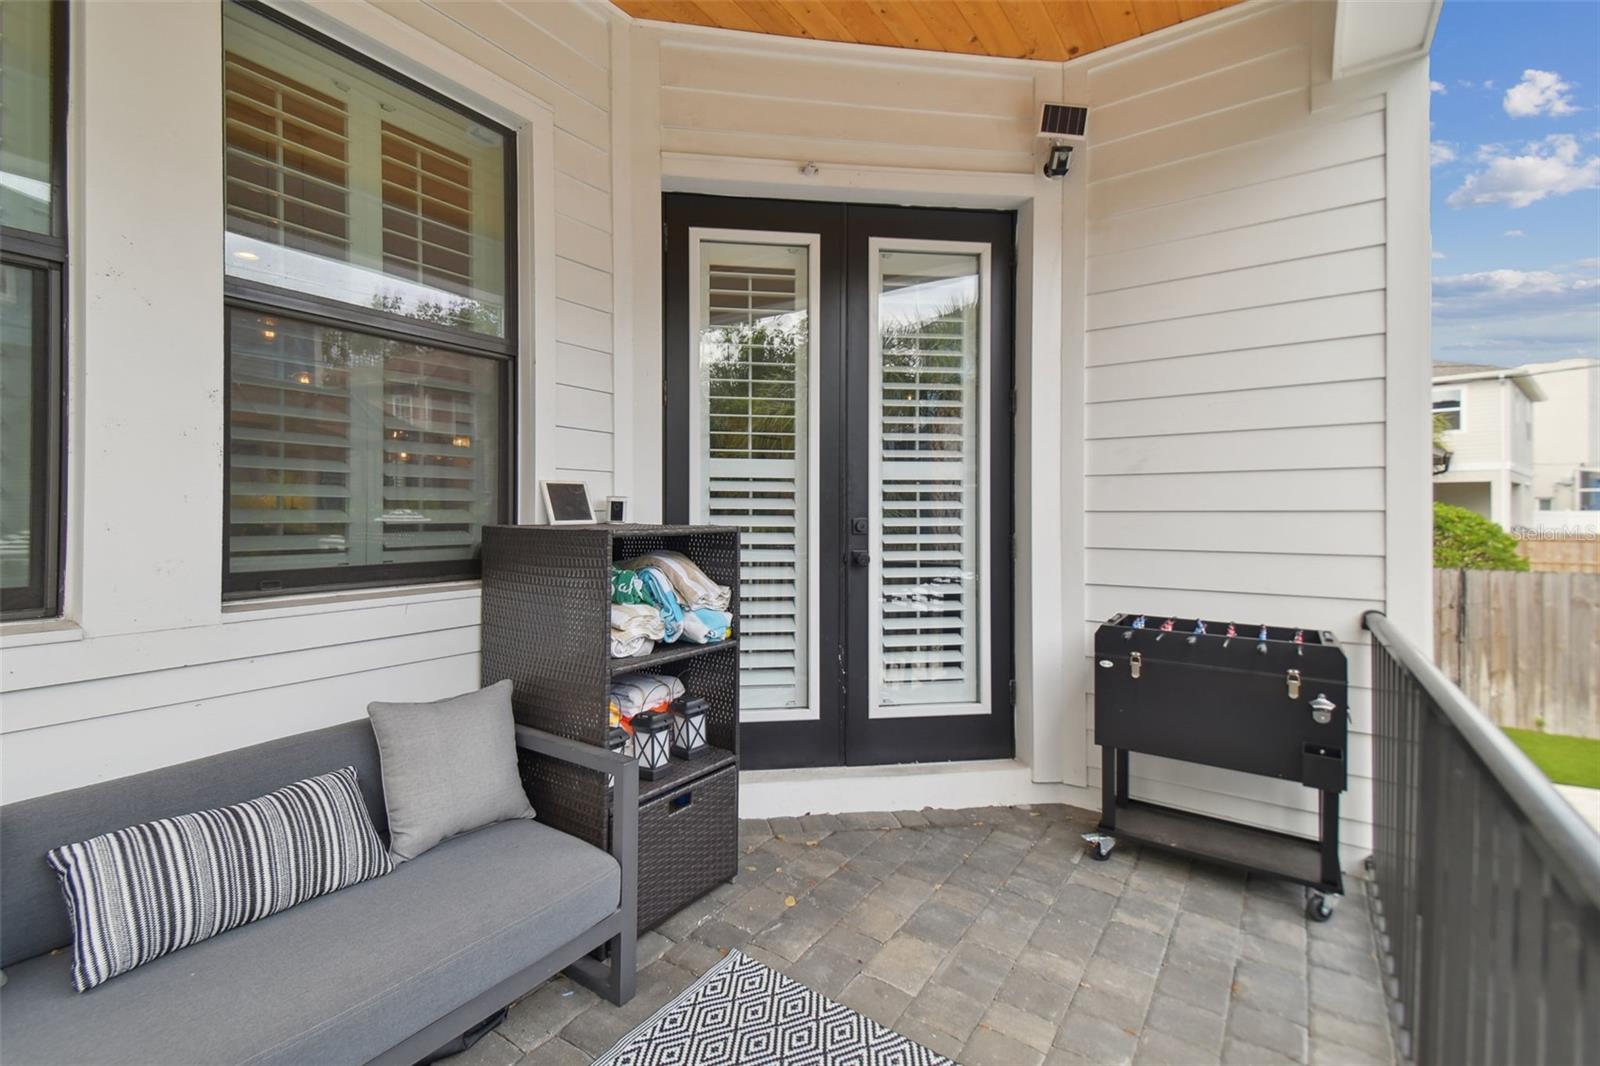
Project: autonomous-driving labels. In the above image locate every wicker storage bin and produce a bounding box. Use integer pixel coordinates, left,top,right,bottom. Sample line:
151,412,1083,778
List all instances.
634,763,739,932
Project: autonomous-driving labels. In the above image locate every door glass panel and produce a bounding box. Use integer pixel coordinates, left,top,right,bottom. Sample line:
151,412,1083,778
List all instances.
875,249,981,709
697,241,811,714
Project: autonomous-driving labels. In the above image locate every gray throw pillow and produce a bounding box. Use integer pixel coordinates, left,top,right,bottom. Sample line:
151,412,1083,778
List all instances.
368,680,534,862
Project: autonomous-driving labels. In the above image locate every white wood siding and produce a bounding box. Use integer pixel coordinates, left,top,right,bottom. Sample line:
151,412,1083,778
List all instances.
379,1,619,498
657,33,1044,173
1083,2,1390,850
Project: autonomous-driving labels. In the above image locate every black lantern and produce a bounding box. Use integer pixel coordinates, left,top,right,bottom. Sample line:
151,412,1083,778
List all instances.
633,711,672,779
671,697,709,757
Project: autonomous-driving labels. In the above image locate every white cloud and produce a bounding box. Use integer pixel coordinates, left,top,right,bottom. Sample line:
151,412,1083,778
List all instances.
1505,229,1525,237
1430,80,1447,94
1432,250,1447,260
1430,141,1458,167
1446,134,1600,208
1504,69,1579,117
1434,268,1600,318
1483,80,1496,91
1433,265,1600,362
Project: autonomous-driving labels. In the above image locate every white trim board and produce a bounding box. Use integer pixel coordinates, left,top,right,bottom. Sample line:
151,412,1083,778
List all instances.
866,237,993,721
739,760,1085,819
636,139,1074,785
686,227,823,725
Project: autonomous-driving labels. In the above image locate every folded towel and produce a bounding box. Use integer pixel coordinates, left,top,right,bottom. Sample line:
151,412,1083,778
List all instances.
681,606,733,644
609,673,686,717
611,567,650,605
636,566,685,643
623,551,731,612
611,603,665,639
610,603,665,658
610,632,651,658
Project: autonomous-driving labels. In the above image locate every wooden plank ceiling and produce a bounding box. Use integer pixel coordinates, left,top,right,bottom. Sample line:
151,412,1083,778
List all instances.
610,1,1244,62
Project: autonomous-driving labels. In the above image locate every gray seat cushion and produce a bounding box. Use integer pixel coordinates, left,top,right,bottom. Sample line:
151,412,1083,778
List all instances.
0,818,619,1066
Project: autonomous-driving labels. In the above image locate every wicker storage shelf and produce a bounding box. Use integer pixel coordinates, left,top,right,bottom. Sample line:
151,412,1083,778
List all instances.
482,524,740,934
610,639,737,675
639,744,737,804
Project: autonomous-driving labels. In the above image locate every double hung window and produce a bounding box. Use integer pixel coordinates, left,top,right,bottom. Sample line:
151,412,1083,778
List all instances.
1,0,67,619
223,2,515,597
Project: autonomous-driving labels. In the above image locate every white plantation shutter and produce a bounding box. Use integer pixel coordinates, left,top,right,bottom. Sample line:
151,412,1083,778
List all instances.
224,52,350,260
229,313,500,575
380,122,474,297
701,252,809,712
877,256,981,706
380,349,497,562
229,316,358,573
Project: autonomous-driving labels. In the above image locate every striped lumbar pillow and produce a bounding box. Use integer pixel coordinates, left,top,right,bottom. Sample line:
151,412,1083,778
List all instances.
46,766,392,991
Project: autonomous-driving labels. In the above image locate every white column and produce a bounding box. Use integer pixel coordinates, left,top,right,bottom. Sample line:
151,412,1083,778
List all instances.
73,2,224,635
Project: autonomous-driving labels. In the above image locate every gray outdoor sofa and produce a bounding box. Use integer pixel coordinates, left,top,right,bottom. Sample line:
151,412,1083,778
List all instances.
0,719,637,1066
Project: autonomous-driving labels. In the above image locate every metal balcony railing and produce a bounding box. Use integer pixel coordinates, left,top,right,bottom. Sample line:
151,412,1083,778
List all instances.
1364,609,1600,1066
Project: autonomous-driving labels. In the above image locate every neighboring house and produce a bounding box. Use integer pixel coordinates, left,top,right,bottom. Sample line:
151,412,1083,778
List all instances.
1528,357,1600,512
1432,362,1546,528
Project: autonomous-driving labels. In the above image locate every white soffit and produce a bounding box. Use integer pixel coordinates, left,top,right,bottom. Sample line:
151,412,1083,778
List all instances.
1332,0,1443,79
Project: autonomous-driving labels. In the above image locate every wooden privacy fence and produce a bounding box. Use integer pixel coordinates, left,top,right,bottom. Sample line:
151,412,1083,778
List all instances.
1434,569,1600,739
1518,535,1600,574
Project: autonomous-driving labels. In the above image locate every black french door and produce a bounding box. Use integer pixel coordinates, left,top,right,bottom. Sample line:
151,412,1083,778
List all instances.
664,194,1014,770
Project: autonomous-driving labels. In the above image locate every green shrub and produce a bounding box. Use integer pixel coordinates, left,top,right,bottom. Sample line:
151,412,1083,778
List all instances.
1433,503,1529,570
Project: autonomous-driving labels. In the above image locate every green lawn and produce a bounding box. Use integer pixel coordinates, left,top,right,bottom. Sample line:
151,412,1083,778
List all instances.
1502,728,1600,790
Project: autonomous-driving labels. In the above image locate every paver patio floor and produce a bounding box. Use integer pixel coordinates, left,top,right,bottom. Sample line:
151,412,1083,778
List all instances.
446,804,1398,1066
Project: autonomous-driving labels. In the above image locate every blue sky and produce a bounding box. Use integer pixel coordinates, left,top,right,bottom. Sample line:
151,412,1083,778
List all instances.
1428,0,1600,366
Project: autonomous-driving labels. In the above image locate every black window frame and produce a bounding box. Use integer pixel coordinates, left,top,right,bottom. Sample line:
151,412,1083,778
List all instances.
0,0,69,621
221,1,518,601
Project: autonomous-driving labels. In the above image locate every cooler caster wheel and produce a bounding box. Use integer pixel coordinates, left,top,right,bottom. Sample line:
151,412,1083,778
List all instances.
1082,833,1115,862
1306,893,1334,922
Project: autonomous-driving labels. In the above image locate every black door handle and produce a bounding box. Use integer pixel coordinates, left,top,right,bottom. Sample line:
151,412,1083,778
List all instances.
849,550,871,567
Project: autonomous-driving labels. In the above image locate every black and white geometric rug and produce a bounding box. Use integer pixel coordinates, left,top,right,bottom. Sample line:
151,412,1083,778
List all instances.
592,949,954,1066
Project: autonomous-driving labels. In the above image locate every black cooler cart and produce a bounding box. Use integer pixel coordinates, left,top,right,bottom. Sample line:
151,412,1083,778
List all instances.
1091,613,1349,920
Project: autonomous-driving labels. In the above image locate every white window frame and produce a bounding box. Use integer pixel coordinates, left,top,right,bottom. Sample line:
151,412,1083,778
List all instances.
686,226,822,725
1580,469,1600,512
1432,386,1464,433
867,236,992,721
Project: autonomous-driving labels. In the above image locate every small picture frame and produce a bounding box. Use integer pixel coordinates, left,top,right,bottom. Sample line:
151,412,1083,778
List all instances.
606,496,628,523
541,480,595,525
